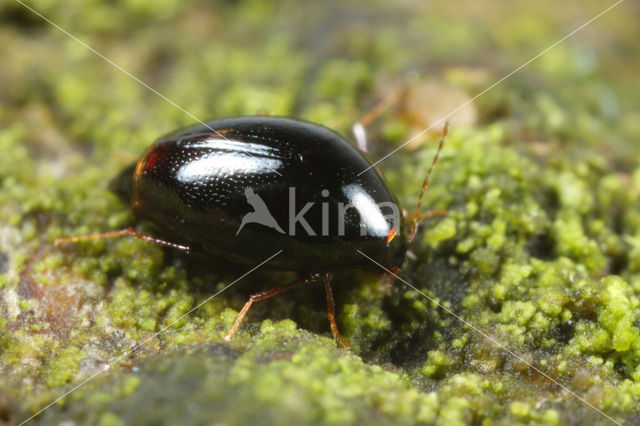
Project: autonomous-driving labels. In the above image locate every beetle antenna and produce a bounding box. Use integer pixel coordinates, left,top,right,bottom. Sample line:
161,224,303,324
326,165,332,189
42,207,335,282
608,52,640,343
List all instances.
408,121,448,243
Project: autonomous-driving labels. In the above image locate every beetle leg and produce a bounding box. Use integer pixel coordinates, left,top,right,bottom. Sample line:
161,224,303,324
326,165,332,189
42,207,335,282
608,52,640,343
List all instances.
352,88,403,153
224,274,315,341
415,209,447,221
322,273,350,349
54,227,193,253
407,208,448,244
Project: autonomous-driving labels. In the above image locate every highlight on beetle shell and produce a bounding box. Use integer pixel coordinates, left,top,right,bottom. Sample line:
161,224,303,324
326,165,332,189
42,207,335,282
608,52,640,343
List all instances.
236,186,400,238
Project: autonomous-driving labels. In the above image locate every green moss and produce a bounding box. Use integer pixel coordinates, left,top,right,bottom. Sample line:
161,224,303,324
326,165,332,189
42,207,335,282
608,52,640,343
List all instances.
2,0,640,424
598,276,640,353
44,346,85,387
421,350,454,378
32,342,443,425
423,217,457,247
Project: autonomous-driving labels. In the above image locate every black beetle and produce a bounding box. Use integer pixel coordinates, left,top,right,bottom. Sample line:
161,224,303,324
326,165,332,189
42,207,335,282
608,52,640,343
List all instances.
57,116,446,348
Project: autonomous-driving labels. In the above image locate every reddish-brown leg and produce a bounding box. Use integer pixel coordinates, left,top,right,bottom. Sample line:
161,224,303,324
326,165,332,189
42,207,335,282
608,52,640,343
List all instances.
352,88,404,152
322,273,350,349
54,227,193,253
415,209,447,221
224,274,315,341
408,208,448,243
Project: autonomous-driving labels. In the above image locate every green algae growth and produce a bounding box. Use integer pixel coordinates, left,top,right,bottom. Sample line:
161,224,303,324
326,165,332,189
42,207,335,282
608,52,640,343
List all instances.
1,0,640,425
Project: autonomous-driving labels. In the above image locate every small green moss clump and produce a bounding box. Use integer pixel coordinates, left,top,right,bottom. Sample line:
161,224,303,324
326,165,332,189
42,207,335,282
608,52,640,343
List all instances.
2,0,640,425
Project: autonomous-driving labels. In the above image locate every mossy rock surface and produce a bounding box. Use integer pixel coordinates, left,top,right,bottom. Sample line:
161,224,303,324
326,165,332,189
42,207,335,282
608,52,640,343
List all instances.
2,1,640,425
